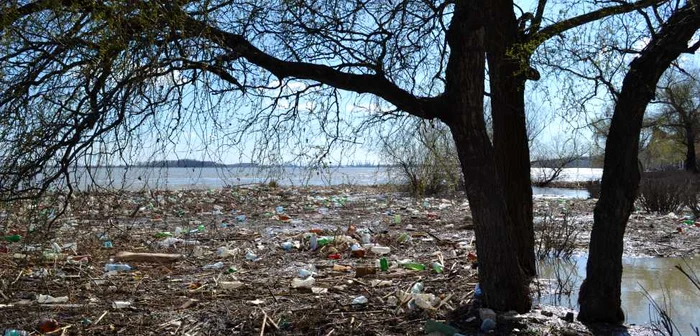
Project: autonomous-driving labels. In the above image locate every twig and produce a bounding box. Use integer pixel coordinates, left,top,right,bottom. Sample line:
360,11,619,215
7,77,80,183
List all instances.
261,308,279,330
260,312,267,336
266,286,279,303
93,311,108,325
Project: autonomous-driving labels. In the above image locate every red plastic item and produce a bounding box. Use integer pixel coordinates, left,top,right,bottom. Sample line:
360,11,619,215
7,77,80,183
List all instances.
328,253,342,260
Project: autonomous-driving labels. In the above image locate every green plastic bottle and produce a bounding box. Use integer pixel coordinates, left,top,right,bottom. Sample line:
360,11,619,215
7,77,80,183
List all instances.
431,262,444,273
380,258,389,272
3,235,21,243
402,262,425,271
154,232,172,238
317,236,334,246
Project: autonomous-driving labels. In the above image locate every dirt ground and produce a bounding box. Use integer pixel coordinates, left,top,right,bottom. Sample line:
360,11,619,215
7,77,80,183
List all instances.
0,185,697,335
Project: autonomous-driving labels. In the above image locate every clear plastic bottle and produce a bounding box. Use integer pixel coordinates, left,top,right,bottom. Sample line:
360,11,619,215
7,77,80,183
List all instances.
203,261,224,270
291,277,315,288
104,263,132,272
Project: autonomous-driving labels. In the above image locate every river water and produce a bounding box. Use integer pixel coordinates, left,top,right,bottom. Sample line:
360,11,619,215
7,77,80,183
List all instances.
537,256,700,334
72,166,600,194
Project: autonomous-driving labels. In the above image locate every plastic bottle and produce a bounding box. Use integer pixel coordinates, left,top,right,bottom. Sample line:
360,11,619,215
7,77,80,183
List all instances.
154,232,172,238
402,262,425,271
317,236,334,246
235,215,246,222
309,233,318,250
371,246,391,255
352,295,368,305
217,247,233,257
220,281,244,290
291,277,315,288
112,301,131,309
104,263,132,272
203,261,224,270
275,206,285,214
411,282,424,293
431,262,444,273
380,258,389,271
474,283,482,298
3,235,21,243
280,242,293,251
245,251,258,261
103,241,113,248
3,329,29,336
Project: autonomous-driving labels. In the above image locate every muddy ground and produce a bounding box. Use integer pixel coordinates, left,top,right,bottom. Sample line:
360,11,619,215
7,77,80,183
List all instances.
0,185,697,335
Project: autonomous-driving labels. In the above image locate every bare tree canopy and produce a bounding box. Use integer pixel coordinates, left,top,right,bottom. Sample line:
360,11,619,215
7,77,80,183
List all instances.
1,0,693,314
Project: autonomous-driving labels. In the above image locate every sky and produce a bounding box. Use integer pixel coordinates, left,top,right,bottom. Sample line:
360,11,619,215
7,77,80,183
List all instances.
130,1,700,166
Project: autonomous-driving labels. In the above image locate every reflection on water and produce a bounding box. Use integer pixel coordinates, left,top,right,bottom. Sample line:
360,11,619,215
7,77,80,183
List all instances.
537,256,700,334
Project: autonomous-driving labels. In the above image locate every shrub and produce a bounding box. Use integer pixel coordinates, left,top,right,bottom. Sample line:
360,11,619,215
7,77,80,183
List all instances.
585,180,601,199
534,208,580,259
382,120,464,197
637,171,697,214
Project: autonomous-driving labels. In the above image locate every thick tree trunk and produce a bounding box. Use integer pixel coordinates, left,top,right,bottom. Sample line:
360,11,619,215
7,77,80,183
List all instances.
684,124,698,173
484,0,536,277
441,1,530,312
578,4,700,323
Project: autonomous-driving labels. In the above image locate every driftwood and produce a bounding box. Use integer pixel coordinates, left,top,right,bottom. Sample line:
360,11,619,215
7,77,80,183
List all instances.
114,251,183,263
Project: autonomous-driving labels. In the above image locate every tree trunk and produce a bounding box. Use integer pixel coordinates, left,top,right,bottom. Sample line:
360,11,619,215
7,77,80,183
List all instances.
441,1,530,312
484,0,536,277
685,124,698,173
578,4,700,323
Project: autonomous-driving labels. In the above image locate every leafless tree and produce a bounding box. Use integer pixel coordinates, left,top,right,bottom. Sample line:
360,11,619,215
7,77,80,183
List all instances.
0,0,683,312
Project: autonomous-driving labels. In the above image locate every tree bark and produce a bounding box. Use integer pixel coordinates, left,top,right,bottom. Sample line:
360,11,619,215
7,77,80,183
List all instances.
578,3,700,323
441,1,531,312
483,0,536,277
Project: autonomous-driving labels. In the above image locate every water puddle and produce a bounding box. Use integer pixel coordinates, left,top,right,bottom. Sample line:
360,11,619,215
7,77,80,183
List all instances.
537,256,700,335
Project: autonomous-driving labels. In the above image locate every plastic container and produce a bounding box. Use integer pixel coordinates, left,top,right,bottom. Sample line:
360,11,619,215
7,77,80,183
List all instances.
103,241,113,248
280,242,293,251
275,206,285,214
291,277,315,288
3,329,29,336
104,263,132,272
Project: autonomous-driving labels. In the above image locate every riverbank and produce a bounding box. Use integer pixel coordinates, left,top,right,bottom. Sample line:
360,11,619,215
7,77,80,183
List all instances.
0,185,695,335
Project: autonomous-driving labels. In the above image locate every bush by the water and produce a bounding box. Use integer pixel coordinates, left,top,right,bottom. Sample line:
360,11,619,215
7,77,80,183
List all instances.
637,171,699,214
585,180,601,199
